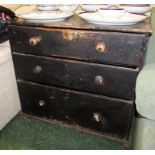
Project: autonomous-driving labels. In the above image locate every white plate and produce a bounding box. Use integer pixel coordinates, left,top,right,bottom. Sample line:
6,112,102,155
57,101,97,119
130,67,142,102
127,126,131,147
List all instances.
78,12,147,25
17,11,73,23
121,6,151,14
80,4,111,11
37,6,58,11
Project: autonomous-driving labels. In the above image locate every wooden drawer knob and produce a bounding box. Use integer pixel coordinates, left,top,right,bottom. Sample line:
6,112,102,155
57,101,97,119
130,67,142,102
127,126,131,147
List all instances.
29,36,42,46
38,100,46,107
93,112,106,127
94,75,105,86
96,42,107,54
93,112,101,122
33,65,42,74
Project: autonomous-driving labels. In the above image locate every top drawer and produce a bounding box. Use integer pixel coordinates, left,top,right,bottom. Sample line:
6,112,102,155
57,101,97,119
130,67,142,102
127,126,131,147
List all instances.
9,25,148,68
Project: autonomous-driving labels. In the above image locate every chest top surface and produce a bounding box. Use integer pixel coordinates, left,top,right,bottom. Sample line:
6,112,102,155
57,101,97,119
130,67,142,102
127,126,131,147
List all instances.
9,14,152,34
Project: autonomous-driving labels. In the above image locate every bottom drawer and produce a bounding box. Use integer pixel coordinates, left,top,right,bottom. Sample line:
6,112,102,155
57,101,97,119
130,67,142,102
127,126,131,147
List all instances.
17,80,134,145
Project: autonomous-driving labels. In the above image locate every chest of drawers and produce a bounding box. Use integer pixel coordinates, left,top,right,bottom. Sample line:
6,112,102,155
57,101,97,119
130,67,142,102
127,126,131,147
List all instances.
8,15,152,148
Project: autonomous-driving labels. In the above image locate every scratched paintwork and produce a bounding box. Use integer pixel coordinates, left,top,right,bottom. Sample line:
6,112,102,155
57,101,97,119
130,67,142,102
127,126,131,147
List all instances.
13,53,139,100
62,31,88,41
8,15,151,149
17,80,134,147
8,25,149,68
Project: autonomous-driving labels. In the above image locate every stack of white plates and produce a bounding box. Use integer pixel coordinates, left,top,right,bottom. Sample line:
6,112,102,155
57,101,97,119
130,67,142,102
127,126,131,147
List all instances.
80,4,151,14
17,11,73,23
80,4,111,11
120,4,151,14
79,4,151,25
37,4,58,11
78,11,148,25
37,4,78,13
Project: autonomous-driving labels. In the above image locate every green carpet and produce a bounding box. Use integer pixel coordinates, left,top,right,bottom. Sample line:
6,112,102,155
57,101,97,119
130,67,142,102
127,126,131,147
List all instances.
0,114,124,150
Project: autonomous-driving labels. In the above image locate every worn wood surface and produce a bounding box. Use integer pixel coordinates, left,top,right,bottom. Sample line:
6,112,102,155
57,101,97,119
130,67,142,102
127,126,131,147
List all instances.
9,25,149,68
13,53,138,100
8,14,152,34
17,80,134,144
8,15,151,147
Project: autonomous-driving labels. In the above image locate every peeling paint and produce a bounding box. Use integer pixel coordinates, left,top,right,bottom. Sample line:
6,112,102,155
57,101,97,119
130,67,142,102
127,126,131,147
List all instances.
62,30,87,41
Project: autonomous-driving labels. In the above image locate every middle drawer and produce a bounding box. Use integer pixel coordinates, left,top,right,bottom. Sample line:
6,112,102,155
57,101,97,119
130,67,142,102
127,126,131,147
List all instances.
13,53,138,100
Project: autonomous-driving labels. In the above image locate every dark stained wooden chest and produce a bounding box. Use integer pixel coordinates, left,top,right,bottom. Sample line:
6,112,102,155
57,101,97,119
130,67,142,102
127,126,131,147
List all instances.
8,15,152,149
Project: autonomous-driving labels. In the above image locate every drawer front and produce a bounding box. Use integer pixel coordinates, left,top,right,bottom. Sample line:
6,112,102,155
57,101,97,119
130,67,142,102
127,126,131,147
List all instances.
9,25,147,67
13,54,138,100
18,80,134,142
